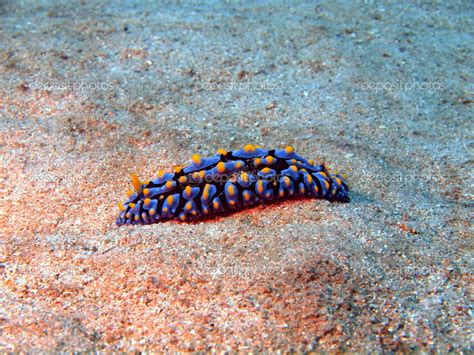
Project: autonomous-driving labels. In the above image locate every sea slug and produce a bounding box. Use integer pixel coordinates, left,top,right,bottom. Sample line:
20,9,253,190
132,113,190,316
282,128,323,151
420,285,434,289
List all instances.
116,145,349,225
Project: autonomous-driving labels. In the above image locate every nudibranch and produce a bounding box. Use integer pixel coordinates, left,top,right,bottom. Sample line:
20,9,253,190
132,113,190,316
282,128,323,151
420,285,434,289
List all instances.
116,145,349,225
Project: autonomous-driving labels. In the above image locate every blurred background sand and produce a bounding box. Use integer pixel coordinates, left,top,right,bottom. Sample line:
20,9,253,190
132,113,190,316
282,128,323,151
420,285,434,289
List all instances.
0,0,472,351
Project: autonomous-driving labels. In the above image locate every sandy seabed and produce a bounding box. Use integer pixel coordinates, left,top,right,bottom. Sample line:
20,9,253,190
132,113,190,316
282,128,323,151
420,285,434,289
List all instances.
0,0,472,351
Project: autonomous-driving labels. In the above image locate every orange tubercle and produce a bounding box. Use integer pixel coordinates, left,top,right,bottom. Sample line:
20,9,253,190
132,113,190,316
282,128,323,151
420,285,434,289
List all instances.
227,184,236,195
184,185,192,196
244,144,255,153
217,162,226,173
192,154,202,166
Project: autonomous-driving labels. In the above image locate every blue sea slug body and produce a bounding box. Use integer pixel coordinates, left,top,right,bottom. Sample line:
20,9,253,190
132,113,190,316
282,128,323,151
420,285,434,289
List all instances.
116,145,349,225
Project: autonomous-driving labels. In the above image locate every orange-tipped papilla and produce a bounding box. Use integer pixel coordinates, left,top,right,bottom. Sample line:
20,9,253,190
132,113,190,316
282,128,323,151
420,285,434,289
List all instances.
241,171,249,183
192,154,202,166
243,191,251,201
227,183,236,195
202,184,210,200
244,144,255,153
216,161,226,173
130,173,143,194
184,185,192,198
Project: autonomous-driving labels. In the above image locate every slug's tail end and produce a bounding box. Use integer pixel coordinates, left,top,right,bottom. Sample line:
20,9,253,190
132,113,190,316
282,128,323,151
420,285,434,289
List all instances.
329,172,350,202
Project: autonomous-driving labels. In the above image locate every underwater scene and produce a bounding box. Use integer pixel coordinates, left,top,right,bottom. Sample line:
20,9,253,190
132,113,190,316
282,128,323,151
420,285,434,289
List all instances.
0,0,472,351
